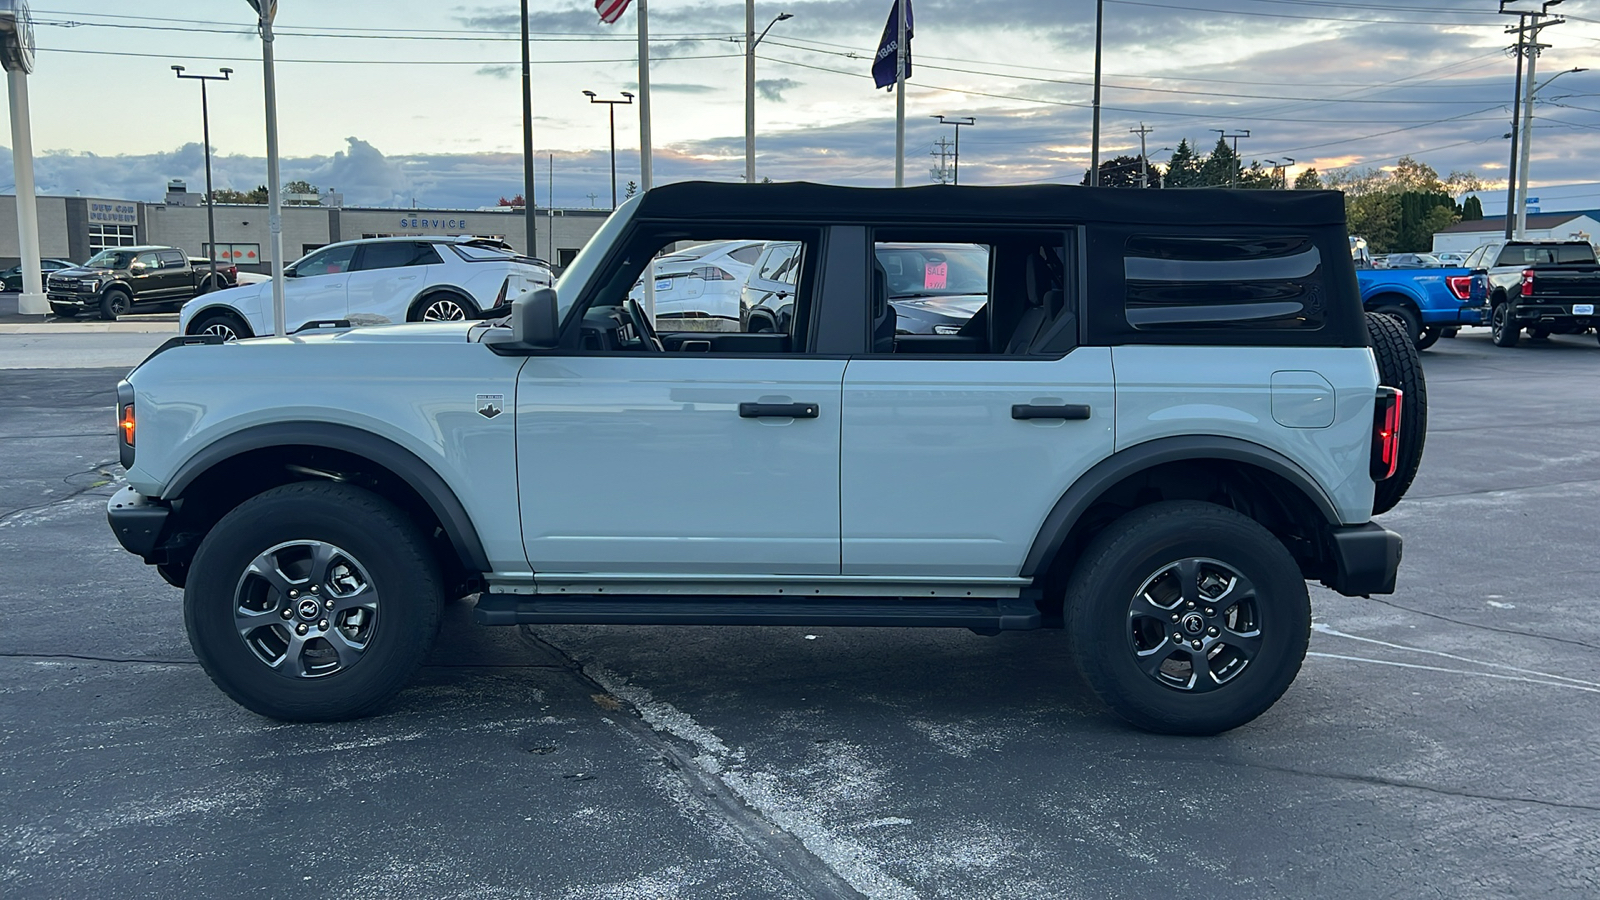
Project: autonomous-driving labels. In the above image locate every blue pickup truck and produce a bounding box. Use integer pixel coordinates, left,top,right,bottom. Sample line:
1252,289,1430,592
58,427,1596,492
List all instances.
1350,238,1481,350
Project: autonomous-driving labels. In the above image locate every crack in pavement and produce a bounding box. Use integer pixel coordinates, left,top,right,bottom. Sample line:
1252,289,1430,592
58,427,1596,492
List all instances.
0,459,122,524
1361,596,1600,652
520,627,868,900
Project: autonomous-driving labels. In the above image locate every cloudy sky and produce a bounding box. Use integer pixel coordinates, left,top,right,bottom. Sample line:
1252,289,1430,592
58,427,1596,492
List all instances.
7,0,1600,209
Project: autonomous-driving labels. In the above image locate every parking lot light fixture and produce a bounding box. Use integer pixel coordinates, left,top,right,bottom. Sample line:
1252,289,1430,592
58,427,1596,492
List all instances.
931,115,975,185
584,90,634,210
173,65,231,291
745,8,794,184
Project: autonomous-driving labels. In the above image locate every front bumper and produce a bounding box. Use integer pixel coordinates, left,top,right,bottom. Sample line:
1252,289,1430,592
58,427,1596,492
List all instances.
107,486,169,562
47,291,100,308
1322,522,1402,596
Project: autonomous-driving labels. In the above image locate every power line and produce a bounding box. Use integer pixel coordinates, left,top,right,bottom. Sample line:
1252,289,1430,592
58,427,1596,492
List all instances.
36,47,740,66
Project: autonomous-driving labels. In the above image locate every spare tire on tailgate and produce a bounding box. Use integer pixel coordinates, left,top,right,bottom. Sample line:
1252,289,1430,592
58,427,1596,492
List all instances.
1366,311,1426,515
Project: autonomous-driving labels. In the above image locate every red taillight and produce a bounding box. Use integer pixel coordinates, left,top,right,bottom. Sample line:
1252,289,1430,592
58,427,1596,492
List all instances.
1371,387,1402,481
119,404,135,447
691,266,735,281
1521,269,1535,297
1446,275,1473,300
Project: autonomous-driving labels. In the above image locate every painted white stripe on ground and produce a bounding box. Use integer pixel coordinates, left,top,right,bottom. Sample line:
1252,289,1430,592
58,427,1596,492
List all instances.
1313,623,1600,689
1308,652,1600,694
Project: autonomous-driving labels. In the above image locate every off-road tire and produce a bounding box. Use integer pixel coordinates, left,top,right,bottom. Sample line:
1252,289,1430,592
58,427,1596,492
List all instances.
1366,311,1426,516
98,287,131,321
184,482,443,722
1064,501,1310,736
1491,301,1520,347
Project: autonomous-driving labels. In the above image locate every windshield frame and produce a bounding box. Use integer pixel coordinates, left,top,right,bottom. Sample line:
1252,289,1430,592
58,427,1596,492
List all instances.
84,249,133,269
555,194,644,324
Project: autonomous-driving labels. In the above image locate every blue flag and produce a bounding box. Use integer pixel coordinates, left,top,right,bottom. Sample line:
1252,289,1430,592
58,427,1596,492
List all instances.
872,0,913,90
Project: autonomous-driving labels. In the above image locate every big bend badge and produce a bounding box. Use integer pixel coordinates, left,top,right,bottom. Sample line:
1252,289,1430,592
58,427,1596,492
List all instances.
476,394,505,419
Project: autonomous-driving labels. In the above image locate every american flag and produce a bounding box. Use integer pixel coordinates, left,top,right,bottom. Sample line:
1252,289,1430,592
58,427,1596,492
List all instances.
596,0,634,24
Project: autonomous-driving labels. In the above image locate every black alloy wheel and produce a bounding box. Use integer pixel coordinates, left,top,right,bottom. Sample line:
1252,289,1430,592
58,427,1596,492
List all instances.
1065,501,1310,735
1491,302,1520,347
190,311,250,342
99,288,131,321
185,482,442,721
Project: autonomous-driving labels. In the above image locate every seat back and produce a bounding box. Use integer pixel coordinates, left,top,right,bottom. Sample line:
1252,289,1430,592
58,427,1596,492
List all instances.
872,260,897,353
1004,250,1055,355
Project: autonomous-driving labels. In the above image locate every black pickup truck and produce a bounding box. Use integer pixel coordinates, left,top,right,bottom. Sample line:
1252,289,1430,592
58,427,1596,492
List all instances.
1468,239,1600,347
45,245,230,320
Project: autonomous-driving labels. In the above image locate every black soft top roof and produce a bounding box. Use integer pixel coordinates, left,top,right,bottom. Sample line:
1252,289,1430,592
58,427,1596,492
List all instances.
636,181,1348,228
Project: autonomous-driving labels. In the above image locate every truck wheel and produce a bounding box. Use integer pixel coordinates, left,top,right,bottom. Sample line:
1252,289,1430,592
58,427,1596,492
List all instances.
1415,326,1441,351
184,482,443,722
1366,311,1426,516
98,288,131,321
189,310,252,342
1373,304,1421,346
1064,501,1310,736
1490,302,1520,347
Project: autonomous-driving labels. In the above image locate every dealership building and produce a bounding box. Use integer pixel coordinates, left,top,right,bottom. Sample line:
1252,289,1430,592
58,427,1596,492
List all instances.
0,182,610,272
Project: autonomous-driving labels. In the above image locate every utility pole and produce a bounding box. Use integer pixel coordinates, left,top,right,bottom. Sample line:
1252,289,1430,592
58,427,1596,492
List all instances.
520,0,537,258
929,138,953,184
1502,1,1567,238
1090,0,1104,186
586,192,599,208
931,115,974,184
1213,129,1251,189
1501,6,1529,240
1130,122,1153,188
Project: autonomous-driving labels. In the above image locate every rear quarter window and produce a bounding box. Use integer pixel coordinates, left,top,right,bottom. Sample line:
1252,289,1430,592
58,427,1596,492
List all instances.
1122,234,1326,331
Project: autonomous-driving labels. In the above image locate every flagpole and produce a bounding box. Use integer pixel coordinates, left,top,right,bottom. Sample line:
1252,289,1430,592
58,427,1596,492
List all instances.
637,0,653,191
894,0,906,187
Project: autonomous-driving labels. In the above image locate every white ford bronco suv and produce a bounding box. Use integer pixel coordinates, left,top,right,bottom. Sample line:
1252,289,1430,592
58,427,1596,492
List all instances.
106,183,1422,735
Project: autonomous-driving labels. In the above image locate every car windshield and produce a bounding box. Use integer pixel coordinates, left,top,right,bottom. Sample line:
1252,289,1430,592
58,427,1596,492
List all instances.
874,245,990,297
84,250,132,269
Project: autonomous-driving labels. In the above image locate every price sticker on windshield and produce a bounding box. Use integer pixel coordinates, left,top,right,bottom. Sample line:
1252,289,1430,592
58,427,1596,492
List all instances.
924,261,948,290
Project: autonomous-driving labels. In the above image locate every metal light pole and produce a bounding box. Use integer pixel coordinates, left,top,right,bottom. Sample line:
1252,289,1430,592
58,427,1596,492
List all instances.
173,65,230,290
246,0,286,337
894,0,908,187
745,10,792,184
1282,156,1296,189
1518,65,1584,237
0,0,44,316
1089,0,1104,186
583,90,634,209
931,115,974,185
520,0,537,257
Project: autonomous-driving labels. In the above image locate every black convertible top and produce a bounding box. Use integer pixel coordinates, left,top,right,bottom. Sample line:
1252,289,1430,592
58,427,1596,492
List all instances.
636,181,1347,228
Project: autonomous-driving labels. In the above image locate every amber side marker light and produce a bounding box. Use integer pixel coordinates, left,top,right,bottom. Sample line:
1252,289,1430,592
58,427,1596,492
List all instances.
120,405,136,446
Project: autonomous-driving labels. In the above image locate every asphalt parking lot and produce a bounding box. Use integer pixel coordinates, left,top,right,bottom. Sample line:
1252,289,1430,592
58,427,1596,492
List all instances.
3,330,1599,899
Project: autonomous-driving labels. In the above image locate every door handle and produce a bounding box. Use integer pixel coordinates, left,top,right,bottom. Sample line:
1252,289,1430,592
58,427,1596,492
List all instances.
740,402,819,419
1012,404,1091,420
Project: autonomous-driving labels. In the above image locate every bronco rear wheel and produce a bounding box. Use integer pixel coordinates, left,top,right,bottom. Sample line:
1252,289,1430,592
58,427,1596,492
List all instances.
184,482,442,721
1065,501,1310,735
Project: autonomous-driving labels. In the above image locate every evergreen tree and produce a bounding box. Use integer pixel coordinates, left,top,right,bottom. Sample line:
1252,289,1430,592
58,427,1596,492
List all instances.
1198,136,1241,188
1238,160,1275,190
625,180,639,199
1294,167,1322,190
1164,139,1203,188
1081,155,1147,187
1461,195,1484,221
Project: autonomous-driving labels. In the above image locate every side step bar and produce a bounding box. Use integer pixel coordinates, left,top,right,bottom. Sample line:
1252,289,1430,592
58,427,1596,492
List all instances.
474,594,1042,631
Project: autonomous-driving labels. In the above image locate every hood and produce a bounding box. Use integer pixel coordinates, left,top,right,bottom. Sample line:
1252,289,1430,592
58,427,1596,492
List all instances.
52,266,115,278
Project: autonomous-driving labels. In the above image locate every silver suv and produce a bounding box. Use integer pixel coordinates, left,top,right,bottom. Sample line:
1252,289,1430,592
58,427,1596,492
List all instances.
107,183,1423,735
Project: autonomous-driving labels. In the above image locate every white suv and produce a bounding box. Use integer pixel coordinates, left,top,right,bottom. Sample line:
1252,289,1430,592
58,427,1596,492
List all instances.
180,236,552,340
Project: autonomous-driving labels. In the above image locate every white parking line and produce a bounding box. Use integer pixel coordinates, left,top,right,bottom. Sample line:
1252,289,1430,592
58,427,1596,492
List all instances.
1308,652,1600,694
1313,622,1600,689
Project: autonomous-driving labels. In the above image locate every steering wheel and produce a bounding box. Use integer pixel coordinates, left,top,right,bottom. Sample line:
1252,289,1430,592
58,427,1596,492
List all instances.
625,298,663,352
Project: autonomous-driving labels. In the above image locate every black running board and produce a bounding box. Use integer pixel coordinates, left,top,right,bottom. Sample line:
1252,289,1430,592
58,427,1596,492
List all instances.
474,593,1042,631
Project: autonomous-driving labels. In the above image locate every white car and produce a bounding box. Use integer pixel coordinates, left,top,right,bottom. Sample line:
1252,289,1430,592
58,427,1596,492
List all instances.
629,239,764,331
181,236,552,340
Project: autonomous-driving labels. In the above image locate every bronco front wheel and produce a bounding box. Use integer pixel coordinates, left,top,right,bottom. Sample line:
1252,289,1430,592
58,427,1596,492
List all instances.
184,482,442,721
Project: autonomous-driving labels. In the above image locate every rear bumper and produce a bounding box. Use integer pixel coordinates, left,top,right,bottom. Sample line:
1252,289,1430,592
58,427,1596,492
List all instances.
1322,522,1402,596
1421,305,1485,327
1510,301,1598,327
107,486,169,562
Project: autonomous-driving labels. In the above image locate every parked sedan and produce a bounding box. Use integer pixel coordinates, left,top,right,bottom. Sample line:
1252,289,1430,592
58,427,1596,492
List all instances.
2,258,76,291
180,236,552,340
1384,253,1445,268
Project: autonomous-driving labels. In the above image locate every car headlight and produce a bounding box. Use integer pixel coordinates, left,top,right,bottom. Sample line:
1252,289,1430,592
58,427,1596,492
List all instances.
933,325,963,335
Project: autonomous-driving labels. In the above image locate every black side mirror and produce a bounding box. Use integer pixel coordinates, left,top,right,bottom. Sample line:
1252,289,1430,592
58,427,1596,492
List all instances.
484,287,560,352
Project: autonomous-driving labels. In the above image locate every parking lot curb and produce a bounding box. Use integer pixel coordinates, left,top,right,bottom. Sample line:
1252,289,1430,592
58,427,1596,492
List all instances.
0,322,178,335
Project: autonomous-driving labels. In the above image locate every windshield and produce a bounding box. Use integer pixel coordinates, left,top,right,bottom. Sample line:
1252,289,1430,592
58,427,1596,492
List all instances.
84,250,133,269
874,245,990,297
555,193,644,322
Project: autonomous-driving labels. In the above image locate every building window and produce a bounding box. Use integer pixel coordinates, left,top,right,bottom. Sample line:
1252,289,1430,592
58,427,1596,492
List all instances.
88,224,137,251
203,243,262,265
557,248,579,269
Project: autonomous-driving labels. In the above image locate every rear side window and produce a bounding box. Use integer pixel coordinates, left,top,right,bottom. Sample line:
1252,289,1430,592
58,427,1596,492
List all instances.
728,244,763,266
1122,234,1326,331
1496,243,1595,265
